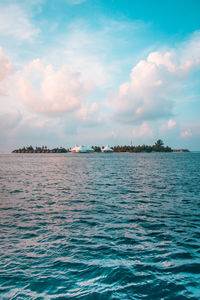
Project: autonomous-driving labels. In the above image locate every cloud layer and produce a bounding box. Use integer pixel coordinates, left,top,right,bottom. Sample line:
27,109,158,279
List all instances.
0,0,200,152
0,47,13,83
0,3,38,41
112,44,200,123
18,59,93,116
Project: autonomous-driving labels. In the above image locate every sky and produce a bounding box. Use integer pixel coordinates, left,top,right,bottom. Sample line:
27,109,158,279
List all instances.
0,0,200,152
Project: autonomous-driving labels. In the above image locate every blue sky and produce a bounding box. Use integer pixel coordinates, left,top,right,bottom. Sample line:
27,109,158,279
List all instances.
0,0,200,151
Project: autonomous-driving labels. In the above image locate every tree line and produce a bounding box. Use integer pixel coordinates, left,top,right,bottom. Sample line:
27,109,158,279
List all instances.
12,140,189,153
12,145,69,153
91,140,173,153
111,140,173,153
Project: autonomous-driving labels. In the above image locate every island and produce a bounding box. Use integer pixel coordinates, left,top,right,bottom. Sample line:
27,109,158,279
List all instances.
12,140,190,154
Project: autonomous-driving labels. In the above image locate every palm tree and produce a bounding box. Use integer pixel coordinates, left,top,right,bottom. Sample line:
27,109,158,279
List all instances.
153,139,164,151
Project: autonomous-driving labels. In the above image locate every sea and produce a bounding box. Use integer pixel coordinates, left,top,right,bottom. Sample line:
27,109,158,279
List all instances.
0,153,200,299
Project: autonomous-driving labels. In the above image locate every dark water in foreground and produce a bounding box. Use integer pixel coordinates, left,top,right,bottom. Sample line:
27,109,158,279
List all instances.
0,153,200,299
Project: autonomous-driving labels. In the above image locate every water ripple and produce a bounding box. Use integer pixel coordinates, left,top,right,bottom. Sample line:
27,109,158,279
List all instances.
0,153,200,299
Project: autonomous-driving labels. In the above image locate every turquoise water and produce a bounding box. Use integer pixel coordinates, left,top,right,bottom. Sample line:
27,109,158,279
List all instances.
0,153,200,299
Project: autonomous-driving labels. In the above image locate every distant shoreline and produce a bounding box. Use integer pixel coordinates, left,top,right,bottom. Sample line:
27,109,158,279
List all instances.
11,140,190,154
11,150,190,154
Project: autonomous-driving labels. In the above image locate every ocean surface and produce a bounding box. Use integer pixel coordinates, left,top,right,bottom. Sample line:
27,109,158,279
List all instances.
0,153,200,299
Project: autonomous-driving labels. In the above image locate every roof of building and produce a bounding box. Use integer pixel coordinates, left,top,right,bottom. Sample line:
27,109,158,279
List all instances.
71,145,94,153
102,145,113,152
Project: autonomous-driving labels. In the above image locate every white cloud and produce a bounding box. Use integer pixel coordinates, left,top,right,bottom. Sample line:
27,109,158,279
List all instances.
181,130,192,137
0,47,13,97
0,111,22,142
132,122,154,138
180,122,200,139
17,59,93,116
65,0,87,5
0,111,21,130
112,36,200,124
168,119,176,129
159,119,178,137
0,112,66,151
0,47,13,83
178,31,200,67
77,102,103,125
0,3,38,41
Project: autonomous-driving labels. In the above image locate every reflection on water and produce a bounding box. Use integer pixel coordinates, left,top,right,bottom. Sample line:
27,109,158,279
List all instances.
0,153,200,299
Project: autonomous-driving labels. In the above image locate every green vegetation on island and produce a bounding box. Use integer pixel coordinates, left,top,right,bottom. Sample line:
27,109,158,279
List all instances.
91,140,173,153
92,146,102,152
12,145,69,153
12,140,189,153
111,139,173,153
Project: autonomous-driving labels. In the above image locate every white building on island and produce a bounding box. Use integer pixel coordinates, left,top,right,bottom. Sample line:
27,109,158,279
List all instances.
102,145,113,153
71,145,94,153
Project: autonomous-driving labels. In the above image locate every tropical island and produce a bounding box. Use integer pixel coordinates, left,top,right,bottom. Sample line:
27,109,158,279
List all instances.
12,140,190,153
